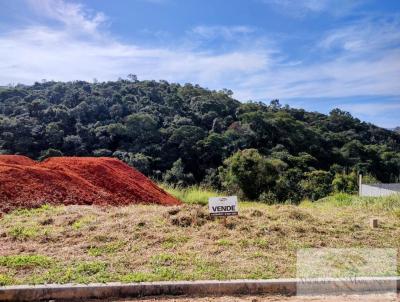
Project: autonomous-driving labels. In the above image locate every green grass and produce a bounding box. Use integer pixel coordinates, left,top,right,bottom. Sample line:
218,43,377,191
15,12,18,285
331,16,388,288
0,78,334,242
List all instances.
216,239,233,246
87,241,125,256
119,272,153,283
8,204,63,219
8,225,39,240
163,184,399,212
72,215,94,230
25,261,112,284
161,184,219,205
163,184,400,213
0,274,14,286
162,235,189,249
76,261,107,275
10,204,51,216
304,192,400,212
0,255,52,268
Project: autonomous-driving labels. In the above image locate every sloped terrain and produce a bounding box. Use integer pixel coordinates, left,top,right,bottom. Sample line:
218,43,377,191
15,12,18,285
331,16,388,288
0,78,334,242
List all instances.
0,201,398,285
0,156,181,212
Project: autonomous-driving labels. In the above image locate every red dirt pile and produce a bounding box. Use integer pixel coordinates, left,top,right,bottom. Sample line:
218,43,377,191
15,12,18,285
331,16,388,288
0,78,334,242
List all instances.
0,155,181,212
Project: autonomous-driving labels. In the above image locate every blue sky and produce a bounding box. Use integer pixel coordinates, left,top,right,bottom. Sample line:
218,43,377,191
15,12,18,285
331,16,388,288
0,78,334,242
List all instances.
0,0,399,128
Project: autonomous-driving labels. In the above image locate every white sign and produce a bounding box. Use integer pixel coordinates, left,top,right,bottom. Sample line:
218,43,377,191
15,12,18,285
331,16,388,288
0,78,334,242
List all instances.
208,196,238,217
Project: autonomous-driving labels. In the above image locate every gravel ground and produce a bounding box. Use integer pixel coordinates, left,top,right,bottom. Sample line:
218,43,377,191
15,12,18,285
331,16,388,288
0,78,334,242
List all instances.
86,293,400,302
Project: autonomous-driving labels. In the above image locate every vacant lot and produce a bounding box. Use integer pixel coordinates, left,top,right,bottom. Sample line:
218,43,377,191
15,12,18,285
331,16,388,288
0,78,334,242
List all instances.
0,194,399,285
101,293,400,301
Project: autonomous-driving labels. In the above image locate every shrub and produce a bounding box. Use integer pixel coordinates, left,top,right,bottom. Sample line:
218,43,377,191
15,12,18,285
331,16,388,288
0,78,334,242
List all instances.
39,148,63,161
332,171,358,194
258,191,278,204
300,170,333,200
163,159,195,186
220,149,280,200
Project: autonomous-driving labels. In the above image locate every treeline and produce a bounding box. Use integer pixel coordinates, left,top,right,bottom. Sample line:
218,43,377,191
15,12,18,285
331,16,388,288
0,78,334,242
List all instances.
1,79,400,202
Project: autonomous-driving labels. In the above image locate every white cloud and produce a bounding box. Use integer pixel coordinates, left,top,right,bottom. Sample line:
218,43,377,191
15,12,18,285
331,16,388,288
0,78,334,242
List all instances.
191,25,256,40
232,15,400,100
0,0,399,114
264,0,329,12
340,102,400,116
337,100,400,128
319,17,400,53
0,22,269,86
230,43,400,100
262,0,363,17
27,0,107,36
139,0,170,4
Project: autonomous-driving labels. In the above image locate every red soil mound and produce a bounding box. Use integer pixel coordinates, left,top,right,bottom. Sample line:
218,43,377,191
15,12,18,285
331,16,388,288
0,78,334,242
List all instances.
0,155,181,212
0,155,36,166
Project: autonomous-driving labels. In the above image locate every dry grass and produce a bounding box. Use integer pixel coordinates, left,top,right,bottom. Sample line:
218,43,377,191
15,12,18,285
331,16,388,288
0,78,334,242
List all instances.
94,293,400,302
0,200,399,285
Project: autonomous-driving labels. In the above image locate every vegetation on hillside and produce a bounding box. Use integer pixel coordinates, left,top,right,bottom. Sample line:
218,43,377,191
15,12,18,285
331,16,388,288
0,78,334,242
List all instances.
1,79,400,202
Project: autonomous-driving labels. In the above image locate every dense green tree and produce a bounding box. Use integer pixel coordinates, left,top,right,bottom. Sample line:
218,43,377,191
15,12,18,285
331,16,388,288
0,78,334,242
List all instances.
221,149,279,200
0,79,399,201
163,158,194,187
275,168,303,203
127,153,153,175
300,170,333,200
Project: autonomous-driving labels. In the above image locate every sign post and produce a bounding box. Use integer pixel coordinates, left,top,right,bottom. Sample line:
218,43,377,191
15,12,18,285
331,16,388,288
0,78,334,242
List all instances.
208,196,238,226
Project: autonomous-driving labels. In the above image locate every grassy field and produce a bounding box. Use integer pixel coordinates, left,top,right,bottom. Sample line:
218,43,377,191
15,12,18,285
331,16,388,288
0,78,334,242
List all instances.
0,191,399,285
160,184,216,205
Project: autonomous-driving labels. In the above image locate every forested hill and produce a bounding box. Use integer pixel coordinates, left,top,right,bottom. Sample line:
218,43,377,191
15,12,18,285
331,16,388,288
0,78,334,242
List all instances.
1,80,400,201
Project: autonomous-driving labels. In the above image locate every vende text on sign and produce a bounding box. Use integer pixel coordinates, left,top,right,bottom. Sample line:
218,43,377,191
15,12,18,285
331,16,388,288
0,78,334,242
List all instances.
208,196,238,217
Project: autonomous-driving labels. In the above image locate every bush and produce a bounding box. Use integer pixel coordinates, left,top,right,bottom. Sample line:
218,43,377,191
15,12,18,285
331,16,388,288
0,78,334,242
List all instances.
201,168,221,189
163,159,194,187
361,173,379,184
220,149,280,200
127,153,152,175
300,170,333,200
258,191,278,204
93,149,113,157
39,148,63,161
332,171,358,194
274,168,303,203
